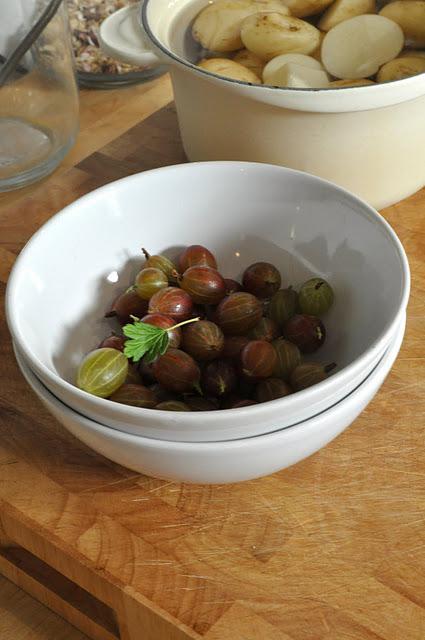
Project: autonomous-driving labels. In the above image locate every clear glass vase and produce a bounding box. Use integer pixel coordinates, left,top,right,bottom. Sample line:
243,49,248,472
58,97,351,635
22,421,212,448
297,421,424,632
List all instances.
0,0,79,191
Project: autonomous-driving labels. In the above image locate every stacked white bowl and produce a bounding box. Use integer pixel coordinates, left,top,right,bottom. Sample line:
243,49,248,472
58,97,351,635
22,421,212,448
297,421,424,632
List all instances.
6,162,410,483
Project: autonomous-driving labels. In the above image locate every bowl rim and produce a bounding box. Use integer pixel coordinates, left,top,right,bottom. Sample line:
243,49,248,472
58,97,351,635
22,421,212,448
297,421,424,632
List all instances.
6,161,410,424
14,310,405,449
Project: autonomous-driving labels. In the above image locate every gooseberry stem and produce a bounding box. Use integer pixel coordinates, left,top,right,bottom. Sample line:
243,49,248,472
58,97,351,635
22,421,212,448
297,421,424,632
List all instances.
125,285,137,293
169,316,201,331
325,362,337,373
142,248,150,260
172,268,182,281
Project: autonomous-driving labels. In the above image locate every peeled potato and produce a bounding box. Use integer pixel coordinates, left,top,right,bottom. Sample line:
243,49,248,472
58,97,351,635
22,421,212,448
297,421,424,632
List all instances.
234,48,266,76
311,31,325,60
263,62,329,86
263,52,324,83
377,56,425,81
380,1,425,48
197,57,262,82
241,12,321,60
321,15,404,78
192,0,291,52
329,78,375,85
278,0,334,17
318,0,376,32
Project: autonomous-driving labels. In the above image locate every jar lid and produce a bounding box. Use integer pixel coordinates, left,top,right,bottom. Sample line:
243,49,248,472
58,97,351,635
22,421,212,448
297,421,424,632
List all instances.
99,4,160,68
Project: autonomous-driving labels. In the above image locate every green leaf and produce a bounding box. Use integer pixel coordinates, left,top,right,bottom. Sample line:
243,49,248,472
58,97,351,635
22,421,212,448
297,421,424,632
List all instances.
123,322,159,340
144,331,169,363
122,320,170,363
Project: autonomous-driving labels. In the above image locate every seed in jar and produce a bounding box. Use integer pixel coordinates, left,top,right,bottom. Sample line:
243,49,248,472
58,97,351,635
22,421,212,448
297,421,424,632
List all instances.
68,0,148,75
192,0,291,52
198,58,261,83
318,0,376,32
379,1,425,48
321,15,404,79
377,56,425,81
241,13,322,61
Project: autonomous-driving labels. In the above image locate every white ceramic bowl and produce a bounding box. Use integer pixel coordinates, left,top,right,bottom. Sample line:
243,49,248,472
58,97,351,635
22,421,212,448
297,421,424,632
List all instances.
6,162,410,442
14,312,405,484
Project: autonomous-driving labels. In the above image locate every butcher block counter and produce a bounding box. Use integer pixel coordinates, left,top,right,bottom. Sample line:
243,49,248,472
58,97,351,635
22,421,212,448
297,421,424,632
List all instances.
0,74,425,640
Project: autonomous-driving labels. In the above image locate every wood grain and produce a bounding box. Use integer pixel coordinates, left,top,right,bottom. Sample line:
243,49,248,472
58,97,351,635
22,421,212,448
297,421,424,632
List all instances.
0,74,425,640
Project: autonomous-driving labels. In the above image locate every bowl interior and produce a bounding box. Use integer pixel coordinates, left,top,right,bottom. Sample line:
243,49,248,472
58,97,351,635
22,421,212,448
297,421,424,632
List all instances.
7,162,408,391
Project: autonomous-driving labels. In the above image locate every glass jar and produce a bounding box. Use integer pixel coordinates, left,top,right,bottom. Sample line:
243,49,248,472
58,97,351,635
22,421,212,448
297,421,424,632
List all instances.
67,0,164,88
0,0,79,191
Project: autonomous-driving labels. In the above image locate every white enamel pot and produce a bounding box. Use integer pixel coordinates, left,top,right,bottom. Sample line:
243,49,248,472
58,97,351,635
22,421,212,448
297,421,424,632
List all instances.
101,0,425,209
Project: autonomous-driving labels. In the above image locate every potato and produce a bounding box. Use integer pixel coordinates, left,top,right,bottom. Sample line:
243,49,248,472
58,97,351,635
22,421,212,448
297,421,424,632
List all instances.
263,52,324,83
318,0,376,32
377,55,425,81
380,1,425,48
234,48,266,76
279,0,334,18
263,61,329,85
241,12,321,60
192,0,291,52
311,31,325,60
321,15,404,78
398,48,425,58
197,57,262,82
328,78,375,85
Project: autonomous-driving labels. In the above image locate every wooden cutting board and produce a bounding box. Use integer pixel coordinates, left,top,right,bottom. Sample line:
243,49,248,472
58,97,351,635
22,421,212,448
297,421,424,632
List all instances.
1,74,425,640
